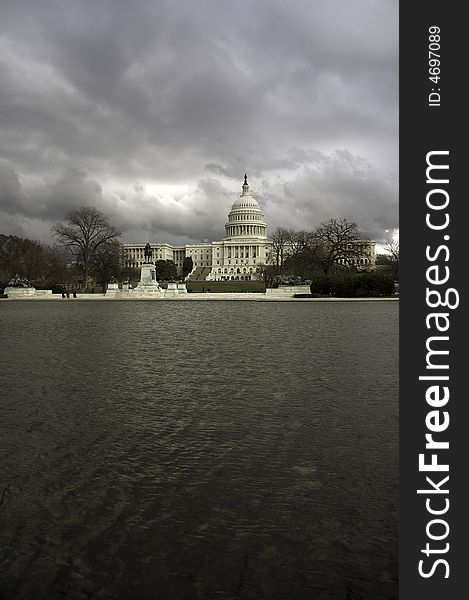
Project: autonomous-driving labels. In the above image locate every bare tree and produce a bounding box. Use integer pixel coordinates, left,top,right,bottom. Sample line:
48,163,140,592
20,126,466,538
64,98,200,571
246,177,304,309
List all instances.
383,238,399,280
52,207,121,287
269,227,294,275
44,245,71,287
384,238,399,261
0,235,73,289
314,218,362,275
91,240,121,292
284,230,323,278
256,263,276,287
289,230,312,255
119,247,140,286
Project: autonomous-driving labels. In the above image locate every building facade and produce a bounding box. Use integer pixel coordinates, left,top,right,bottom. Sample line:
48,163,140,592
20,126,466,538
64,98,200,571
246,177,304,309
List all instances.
335,240,376,268
122,176,271,281
122,176,376,280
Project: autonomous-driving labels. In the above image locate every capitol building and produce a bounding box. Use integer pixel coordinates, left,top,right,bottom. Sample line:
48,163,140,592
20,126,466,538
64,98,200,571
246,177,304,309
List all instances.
122,175,376,280
122,175,271,281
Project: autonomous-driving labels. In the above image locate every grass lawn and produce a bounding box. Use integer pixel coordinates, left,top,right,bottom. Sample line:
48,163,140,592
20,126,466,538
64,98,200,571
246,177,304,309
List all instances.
186,281,266,293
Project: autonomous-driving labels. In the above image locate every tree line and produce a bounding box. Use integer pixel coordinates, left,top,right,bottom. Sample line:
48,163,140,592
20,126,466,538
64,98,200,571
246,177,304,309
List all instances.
1,206,190,292
0,234,69,290
255,219,398,296
261,218,398,281
1,208,398,294
1,207,124,292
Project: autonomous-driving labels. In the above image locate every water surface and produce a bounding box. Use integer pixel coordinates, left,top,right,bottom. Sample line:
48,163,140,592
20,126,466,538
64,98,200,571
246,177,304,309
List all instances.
0,301,398,599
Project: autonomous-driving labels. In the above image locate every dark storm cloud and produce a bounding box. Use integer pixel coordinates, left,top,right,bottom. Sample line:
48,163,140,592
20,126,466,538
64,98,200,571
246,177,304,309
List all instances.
0,0,398,244
259,150,398,241
0,163,23,214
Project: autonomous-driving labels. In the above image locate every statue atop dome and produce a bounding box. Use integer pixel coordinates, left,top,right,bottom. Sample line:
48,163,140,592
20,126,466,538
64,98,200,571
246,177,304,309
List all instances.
242,173,249,196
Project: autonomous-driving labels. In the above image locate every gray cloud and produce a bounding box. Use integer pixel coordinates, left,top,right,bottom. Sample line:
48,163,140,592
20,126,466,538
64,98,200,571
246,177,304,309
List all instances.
260,150,398,240
0,0,398,245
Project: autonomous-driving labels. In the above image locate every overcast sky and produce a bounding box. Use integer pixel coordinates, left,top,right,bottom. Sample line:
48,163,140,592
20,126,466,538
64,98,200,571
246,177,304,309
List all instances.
0,0,398,247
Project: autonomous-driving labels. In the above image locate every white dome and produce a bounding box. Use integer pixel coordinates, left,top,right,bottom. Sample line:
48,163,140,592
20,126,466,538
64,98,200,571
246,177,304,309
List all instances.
230,175,262,211
224,175,267,240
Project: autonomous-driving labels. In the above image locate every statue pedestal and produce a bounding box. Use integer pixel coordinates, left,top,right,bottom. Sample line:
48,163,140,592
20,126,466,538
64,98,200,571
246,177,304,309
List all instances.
265,285,311,297
135,263,161,294
165,281,178,296
4,286,36,297
162,282,187,297
106,283,120,295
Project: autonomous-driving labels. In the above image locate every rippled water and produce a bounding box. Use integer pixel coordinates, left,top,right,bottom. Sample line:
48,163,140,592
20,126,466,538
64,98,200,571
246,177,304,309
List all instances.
0,301,398,600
